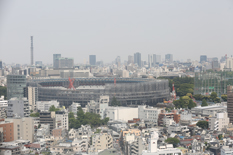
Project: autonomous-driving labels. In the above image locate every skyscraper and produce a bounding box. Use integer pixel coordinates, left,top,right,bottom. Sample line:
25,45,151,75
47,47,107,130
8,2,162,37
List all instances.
200,55,207,63
165,54,173,63
134,52,141,67
148,54,153,68
115,56,121,67
153,54,161,66
128,55,134,64
89,55,96,66
0,60,2,70
30,36,34,66
7,75,26,100
53,54,61,67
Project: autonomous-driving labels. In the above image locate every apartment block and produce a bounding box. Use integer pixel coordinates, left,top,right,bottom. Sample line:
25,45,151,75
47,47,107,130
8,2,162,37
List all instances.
138,105,161,124
7,97,30,118
55,111,68,130
0,119,14,142
209,112,229,131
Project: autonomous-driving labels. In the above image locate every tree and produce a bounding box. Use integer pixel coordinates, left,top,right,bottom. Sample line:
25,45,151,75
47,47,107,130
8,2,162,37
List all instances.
165,138,180,147
111,96,121,106
196,121,209,129
218,134,223,140
214,97,220,103
188,100,196,109
201,99,208,107
193,94,204,101
221,94,227,101
30,112,39,117
49,105,60,112
182,96,190,105
210,92,217,101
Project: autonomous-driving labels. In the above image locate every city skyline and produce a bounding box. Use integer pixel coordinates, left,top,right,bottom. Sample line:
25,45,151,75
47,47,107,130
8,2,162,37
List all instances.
0,0,232,64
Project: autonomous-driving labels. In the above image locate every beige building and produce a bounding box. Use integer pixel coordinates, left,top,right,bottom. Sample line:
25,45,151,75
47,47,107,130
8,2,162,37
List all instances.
6,117,35,143
122,129,141,137
90,133,113,153
27,87,38,111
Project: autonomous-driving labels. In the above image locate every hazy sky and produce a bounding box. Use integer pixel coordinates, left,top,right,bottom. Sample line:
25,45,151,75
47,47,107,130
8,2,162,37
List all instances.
0,0,233,64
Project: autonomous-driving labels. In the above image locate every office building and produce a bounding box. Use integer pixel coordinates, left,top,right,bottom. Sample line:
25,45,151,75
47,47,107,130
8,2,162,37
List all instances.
6,117,35,142
0,60,2,70
226,57,233,71
165,54,173,63
212,60,219,70
55,111,68,130
134,52,141,67
200,55,207,63
7,98,30,118
209,112,229,131
128,55,134,64
227,85,233,123
7,74,26,100
35,61,42,66
60,70,90,78
39,111,56,132
153,54,161,65
54,57,74,69
36,100,59,112
53,54,61,67
106,107,138,122
148,54,152,68
138,105,161,124
89,55,96,66
115,56,121,66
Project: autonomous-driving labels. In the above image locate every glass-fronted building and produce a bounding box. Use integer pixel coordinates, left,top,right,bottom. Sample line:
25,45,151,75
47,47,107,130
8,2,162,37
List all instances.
194,71,233,97
7,75,26,99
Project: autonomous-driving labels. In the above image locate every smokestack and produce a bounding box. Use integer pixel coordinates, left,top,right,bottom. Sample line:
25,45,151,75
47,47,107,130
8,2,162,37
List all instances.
31,36,34,65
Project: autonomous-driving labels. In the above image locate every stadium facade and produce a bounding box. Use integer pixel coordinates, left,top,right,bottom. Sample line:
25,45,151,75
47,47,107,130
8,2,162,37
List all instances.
27,78,170,107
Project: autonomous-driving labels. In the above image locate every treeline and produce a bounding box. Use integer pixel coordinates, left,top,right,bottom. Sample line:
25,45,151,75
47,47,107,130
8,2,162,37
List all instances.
193,93,226,102
69,107,109,129
173,94,196,109
158,77,194,97
0,86,7,99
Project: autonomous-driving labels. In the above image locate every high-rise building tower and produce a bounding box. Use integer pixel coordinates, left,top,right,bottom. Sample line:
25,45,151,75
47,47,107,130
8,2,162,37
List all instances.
134,52,141,67
31,36,34,65
227,85,233,123
128,55,134,64
53,54,61,67
0,60,2,70
89,55,96,66
153,54,161,66
7,75,26,100
200,55,207,63
165,54,173,63
148,54,153,68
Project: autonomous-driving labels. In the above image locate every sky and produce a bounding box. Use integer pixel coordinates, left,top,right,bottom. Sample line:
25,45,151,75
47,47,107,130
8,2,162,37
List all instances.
0,0,233,64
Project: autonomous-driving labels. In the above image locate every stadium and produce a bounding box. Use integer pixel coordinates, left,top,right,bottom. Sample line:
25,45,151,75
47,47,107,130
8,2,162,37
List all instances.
27,77,170,107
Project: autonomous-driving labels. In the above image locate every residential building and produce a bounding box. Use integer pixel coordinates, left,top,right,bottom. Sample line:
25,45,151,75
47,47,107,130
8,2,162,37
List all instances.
134,52,141,67
52,128,66,139
200,55,207,63
69,102,81,114
53,54,61,67
26,87,38,111
39,111,56,132
36,124,50,140
54,57,74,69
158,110,176,126
228,85,233,123
89,55,96,66
0,96,8,119
173,113,180,123
6,117,35,143
7,97,30,118
221,146,233,155
165,54,173,63
138,105,161,124
55,111,68,130
90,133,113,153
0,119,14,142
36,100,59,112
7,74,26,99
209,112,229,131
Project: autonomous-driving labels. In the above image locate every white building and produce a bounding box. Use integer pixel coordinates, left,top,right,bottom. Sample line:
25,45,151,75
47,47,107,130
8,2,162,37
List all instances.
0,96,8,118
142,131,182,155
221,146,233,155
69,102,81,114
209,112,229,131
55,111,68,130
226,57,233,71
36,100,59,111
163,117,175,127
138,105,161,124
7,97,30,118
106,107,138,122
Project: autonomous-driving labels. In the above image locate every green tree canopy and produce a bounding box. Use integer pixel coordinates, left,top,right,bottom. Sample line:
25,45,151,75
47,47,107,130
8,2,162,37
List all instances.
221,94,227,102
30,112,39,117
201,99,208,107
165,138,180,147
49,105,60,112
0,86,7,99
210,92,217,101
196,121,209,129
188,99,196,109
111,96,121,106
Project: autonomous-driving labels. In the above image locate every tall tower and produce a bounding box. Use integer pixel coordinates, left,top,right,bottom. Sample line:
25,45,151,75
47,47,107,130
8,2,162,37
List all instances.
31,36,34,65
